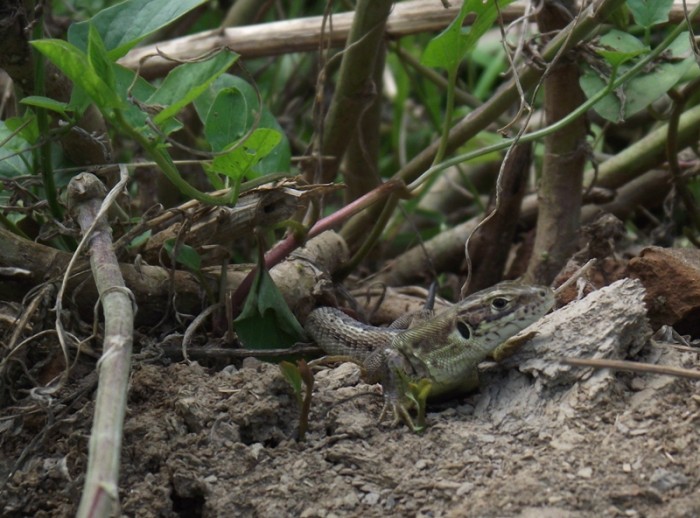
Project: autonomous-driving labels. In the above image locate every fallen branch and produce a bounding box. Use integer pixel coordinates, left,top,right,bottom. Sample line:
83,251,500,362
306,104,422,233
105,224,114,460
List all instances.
66,171,134,518
119,1,698,78
119,0,528,76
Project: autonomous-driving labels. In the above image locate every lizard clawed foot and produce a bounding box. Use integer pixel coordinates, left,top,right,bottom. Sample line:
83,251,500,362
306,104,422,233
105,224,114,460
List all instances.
378,378,433,433
377,401,421,432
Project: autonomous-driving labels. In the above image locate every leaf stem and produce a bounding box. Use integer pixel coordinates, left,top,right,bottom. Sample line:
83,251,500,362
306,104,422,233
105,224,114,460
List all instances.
112,110,233,205
433,66,458,166
32,15,62,223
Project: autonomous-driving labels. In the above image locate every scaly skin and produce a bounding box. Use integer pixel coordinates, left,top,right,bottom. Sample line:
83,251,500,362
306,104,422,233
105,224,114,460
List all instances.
305,282,555,430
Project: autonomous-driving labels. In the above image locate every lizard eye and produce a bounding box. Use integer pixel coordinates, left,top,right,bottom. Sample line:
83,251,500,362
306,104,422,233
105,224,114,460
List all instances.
491,297,509,310
456,321,471,339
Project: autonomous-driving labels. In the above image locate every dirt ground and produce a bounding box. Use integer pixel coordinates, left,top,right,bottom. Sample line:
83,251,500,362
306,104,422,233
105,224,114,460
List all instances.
1,319,699,518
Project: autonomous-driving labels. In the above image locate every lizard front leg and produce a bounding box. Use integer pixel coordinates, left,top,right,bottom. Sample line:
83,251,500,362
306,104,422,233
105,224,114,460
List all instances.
364,346,431,432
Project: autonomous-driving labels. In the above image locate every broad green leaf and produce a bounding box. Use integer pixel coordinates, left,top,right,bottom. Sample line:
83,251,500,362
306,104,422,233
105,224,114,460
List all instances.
251,127,290,176
5,114,39,144
0,121,32,178
146,51,239,126
68,85,93,115
422,0,514,71
114,65,155,128
68,0,207,59
31,39,121,111
606,3,631,31
627,0,674,28
195,74,291,175
163,239,202,272
113,65,182,136
421,1,472,70
87,24,116,94
234,267,305,350
207,128,282,181
596,30,648,66
20,96,69,116
621,34,693,113
128,230,151,249
195,74,258,120
204,87,249,151
581,32,693,122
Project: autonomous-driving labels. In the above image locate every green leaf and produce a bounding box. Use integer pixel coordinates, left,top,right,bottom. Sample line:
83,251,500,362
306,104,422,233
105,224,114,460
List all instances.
128,230,151,249
163,239,202,272
146,51,239,126
113,65,182,136
31,39,121,111
195,75,291,175
0,121,32,178
87,23,116,94
596,30,648,66
627,0,674,28
20,96,69,116
67,85,93,115
207,128,282,182
421,0,515,71
204,87,249,151
5,114,38,144
605,3,631,31
279,361,304,404
581,32,693,122
234,267,305,350
68,0,207,59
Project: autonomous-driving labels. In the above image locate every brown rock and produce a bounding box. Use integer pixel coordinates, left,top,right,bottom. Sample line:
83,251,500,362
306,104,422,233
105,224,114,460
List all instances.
627,246,700,336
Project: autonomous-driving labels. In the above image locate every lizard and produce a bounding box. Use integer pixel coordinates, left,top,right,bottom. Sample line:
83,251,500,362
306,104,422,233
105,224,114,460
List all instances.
304,282,555,431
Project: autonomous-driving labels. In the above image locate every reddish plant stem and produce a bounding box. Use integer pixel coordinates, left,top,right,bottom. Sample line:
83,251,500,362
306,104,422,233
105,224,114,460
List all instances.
230,180,408,315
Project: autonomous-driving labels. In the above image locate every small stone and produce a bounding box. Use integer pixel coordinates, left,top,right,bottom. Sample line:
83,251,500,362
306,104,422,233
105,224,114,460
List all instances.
363,492,380,505
341,491,360,508
577,467,593,479
221,364,238,375
249,442,264,459
456,404,474,415
629,377,645,391
241,357,262,370
415,459,431,470
649,468,689,492
622,463,632,473
456,482,474,496
550,429,583,451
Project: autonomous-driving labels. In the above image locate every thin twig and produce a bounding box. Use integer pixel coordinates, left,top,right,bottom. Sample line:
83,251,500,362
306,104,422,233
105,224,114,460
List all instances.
560,357,700,380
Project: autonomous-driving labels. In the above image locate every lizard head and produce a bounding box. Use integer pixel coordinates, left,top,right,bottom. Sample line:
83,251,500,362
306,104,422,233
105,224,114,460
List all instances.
392,281,554,401
449,281,554,350
401,282,554,358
